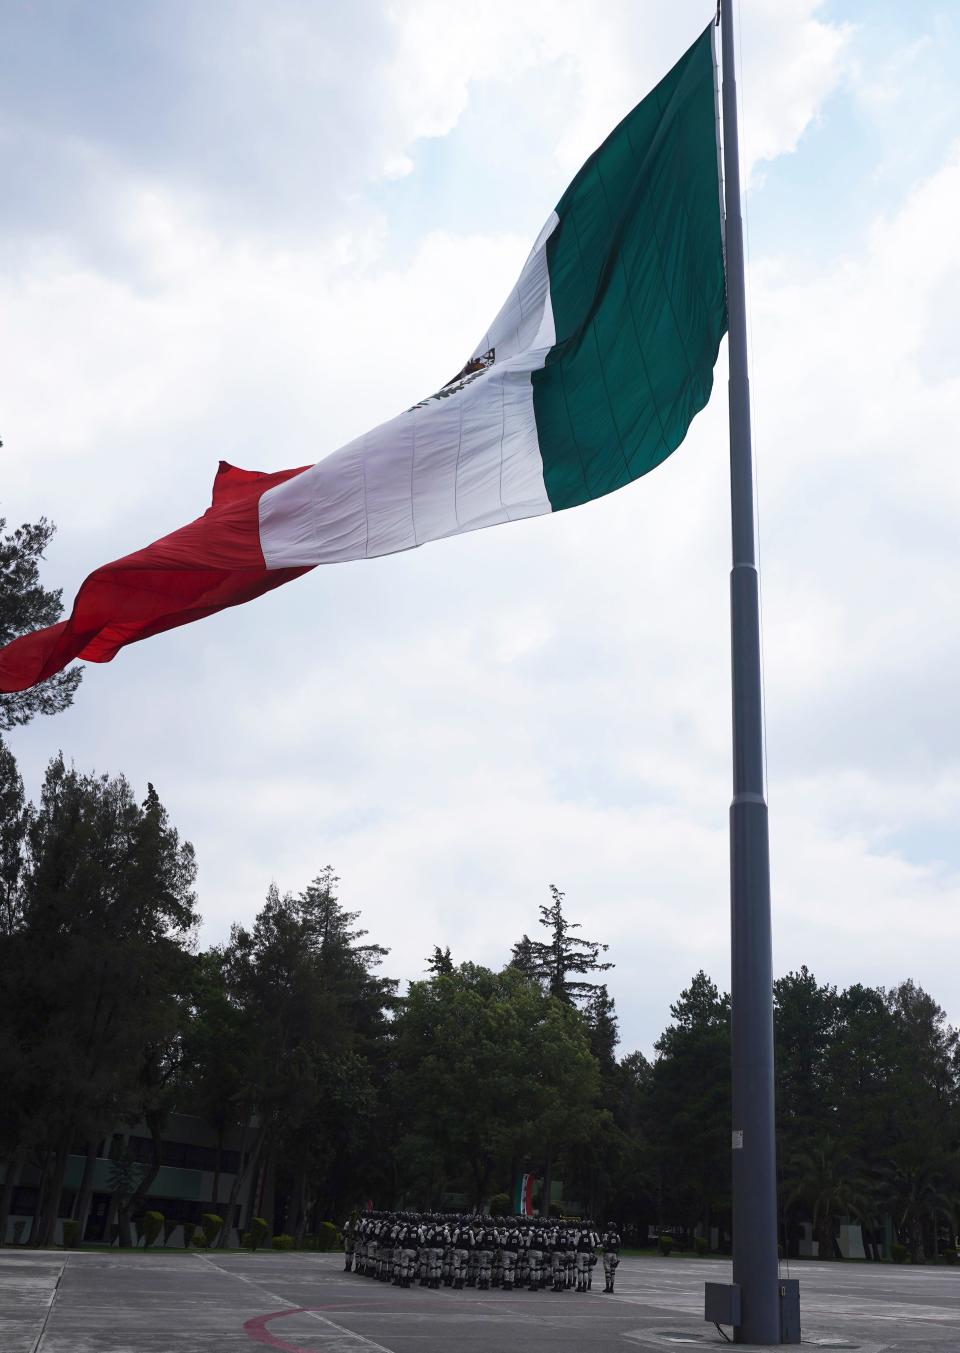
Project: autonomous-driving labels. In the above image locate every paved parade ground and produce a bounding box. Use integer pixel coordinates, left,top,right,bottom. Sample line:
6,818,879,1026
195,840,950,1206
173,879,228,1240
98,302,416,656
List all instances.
1,1249,957,1353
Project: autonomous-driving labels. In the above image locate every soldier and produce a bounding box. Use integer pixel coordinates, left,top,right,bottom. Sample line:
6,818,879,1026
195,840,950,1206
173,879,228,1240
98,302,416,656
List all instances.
546,1221,564,1291
516,1219,531,1289
398,1216,419,1289
562,1222,575,1290
575,1220,597,1292
452,1216,472,1290
362,1217,378,1277
477,1216,498,1290
600,1221,621,1294
441,1216,455,1287
500,1220,520,1290
426,1216,444,1289
342,1214,356,1272
466,1217,481,1288
416,1215,429,1286
527,1221,544,1290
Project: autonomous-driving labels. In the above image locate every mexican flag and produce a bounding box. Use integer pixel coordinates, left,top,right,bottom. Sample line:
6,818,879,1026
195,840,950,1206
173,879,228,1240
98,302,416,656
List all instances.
0,25,726,695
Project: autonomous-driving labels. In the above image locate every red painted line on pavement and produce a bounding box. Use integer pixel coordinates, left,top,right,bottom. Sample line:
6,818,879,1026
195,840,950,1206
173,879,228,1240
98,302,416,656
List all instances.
244,1308,311,1352
243,1304,387,1352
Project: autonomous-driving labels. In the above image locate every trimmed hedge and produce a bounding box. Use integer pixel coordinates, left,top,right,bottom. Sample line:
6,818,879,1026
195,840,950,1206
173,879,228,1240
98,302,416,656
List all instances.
143,1211,164,1248
657,1234,675,1256
62,1219,81,1249
271,1233,295,1250
243,1217,269,1251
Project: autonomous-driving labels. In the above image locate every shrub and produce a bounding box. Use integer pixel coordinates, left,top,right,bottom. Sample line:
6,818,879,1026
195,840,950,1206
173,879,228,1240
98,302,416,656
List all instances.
272,1233,295,1250
163,1219,178,1248
488,1193,511,1217
658,1233,675,1256
942,1248,957,1266
182,1222,196,1249
694,1236,708,1256
201,1213,223,1247
317,1222,341,1252
143,1212,164,1248
245,1217,269,1251
192,1232,209,1248
62,1219,81,1249
890,1243,909,1264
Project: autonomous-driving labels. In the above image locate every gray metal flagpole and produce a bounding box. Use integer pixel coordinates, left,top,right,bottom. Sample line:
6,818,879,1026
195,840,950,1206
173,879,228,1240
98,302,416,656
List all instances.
719,0,785,1343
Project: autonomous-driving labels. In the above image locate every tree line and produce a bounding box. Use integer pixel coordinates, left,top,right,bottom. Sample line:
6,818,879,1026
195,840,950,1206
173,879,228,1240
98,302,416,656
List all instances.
0,514,958,1261
0,743,958,1260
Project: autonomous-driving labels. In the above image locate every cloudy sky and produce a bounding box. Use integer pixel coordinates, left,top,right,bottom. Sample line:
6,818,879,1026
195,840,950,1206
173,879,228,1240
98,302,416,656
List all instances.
3,0,959,1056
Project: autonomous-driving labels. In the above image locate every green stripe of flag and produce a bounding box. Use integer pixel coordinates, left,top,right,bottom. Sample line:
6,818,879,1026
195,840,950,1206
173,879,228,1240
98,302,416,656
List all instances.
533,24,727,512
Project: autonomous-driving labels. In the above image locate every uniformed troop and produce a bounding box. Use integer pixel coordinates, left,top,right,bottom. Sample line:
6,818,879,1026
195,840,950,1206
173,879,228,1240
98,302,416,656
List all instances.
342,1214,622,1294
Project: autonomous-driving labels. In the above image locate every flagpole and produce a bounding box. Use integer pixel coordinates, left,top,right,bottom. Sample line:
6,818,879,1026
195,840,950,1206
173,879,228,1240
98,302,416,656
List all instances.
719,0,784,1343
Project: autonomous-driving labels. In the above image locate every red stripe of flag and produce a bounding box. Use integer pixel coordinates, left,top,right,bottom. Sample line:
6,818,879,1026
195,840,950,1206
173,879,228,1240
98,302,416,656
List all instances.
0,462,311,693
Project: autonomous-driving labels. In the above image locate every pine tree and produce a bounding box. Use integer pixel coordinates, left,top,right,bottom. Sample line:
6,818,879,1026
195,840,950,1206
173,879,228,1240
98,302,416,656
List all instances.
426,945,453,975
0,516,82,728
0,739,27,935
516,884,613,1005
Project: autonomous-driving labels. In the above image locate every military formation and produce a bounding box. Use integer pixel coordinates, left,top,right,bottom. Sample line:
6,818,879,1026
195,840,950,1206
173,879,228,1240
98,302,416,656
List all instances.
343,1214,622,1294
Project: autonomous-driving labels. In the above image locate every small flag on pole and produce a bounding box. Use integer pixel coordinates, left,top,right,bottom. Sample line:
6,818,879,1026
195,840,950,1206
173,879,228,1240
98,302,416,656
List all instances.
0,24,726,695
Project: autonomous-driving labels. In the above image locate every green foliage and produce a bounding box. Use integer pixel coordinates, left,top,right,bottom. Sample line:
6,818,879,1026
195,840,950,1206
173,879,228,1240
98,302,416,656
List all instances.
271,1233,295,1250
191,1232,208,1247
182,1223,196,1248
392,963,603,1209
162,1219,178,1247
201,1213,223,1247
510,885,613,1005
891,1242,909,1263
316,1222,342,1251
62,1218,80,1248
784,1136,869,1262
245,1217,269,1251
648,972,730,1248
694,1236,708,1255
142,1211,164,1248
426,945,453,976
0,515,83,731
488,1193,511,1216
658,1233,674,1255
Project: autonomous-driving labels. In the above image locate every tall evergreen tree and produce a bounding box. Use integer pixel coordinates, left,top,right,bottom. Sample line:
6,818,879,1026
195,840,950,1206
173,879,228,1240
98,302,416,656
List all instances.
648,971,731,1243
0,739,27,935
3,757,197,1245
0,516,82,729
513,884,613,1005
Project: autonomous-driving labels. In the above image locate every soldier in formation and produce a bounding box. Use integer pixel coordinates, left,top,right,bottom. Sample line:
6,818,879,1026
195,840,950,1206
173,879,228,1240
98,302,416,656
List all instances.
347,1213,610,1293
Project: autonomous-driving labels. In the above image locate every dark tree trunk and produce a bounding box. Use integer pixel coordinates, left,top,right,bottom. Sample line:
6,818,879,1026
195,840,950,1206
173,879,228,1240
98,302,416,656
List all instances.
218,1119,259,1248
72,1140,98,1241
28,1152,50,1246
0,1143,26,1245
259,1148,277,1234
541,1151,553,1219
38,1132,71,1247
291,1167,308,1245
116,1129,162,1248
211,1126,223,1209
